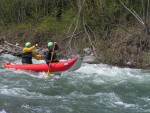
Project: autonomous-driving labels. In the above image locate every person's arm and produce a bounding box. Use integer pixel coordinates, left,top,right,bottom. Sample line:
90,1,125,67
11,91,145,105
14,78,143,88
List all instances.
54,43,59,51
23,46,36,53
44,51,51,65
32,52,42,60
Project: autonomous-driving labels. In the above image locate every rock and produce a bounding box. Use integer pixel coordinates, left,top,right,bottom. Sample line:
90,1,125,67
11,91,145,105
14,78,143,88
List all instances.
83,48,93,55
126,61,132,65
0,49,4,53
83,55,96,63
0,38,5,45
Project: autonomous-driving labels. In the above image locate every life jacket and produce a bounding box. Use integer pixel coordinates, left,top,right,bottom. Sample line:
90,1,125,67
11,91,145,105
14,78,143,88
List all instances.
22,52,32,59
22,52,33,64
44,51,59,63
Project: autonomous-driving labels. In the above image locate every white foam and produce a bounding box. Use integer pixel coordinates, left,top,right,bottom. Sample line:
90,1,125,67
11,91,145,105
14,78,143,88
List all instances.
1,54,16,60
115,101,139,108
0,109,7,113
76,63,143,79
141,97,150,102
21,104,52,113
0,88,47,99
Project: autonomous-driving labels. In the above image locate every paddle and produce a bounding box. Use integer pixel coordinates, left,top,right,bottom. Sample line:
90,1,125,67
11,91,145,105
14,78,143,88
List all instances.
46,43,56,77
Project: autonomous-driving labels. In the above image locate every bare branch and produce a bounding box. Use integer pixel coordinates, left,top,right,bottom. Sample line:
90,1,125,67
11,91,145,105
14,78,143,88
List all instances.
64,0,86,56
83,19,97,58
61,31,84,42
131,9,143,22
119,0,145,25
147,0,150,23
4,41,22,49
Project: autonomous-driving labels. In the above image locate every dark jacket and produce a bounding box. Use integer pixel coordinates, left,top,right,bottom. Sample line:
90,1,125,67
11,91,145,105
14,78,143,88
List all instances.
22,52,33,64
44,44,59,65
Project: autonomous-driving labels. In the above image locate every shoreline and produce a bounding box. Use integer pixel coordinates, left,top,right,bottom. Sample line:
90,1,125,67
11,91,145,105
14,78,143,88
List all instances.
0,28,150,70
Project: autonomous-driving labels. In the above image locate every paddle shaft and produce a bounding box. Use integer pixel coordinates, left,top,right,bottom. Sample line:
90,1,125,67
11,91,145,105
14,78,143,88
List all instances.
49,43,56,66
45,43,56,77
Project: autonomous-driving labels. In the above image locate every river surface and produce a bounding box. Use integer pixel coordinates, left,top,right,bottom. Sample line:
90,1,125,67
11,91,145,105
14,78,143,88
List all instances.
0,54,150,113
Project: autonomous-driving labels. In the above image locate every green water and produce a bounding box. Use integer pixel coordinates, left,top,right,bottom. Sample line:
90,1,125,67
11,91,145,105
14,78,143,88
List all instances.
0,54,150,113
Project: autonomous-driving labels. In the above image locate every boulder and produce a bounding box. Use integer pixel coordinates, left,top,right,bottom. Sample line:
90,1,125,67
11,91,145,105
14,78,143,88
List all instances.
0,49,4,53
83,55,96,63
83,47,93,55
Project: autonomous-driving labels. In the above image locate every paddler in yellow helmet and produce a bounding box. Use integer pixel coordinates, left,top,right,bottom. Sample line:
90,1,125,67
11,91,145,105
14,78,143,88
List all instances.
22,42,43,64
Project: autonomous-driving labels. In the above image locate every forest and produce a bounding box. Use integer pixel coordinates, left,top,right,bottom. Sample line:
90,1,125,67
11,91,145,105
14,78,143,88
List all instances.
0,0,150,68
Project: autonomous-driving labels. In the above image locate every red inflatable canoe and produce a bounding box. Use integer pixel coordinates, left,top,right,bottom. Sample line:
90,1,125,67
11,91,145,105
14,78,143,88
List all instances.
3,57,83,73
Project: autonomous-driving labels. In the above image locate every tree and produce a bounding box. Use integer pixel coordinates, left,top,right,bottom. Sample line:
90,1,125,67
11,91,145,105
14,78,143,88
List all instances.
119,0,150,34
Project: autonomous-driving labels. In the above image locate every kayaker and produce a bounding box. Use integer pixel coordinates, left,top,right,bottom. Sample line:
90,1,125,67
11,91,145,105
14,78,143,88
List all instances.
22,42,43,64
44,41,59,65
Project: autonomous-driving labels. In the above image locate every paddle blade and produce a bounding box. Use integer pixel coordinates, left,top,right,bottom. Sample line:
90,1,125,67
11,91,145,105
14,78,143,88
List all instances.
46,70,51,77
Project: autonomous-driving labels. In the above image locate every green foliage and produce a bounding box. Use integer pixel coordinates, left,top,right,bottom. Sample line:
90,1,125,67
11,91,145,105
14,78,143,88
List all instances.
9,22,32,31
0,0,147,36
0,10,76,35
35,10,75,33
82,0,120,36
142,52,150,62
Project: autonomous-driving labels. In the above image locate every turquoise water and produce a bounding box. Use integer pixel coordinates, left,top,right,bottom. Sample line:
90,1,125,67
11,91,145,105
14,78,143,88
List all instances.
0,54,150,113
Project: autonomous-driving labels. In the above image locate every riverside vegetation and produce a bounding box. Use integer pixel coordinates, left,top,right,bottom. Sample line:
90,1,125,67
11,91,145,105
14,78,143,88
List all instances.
0,0,150,69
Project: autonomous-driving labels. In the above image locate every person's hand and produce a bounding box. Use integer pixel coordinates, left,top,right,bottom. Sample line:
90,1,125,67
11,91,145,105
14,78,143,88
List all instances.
35,44,38,47
15,43,19,46
41,55,44,58
42,49,45,52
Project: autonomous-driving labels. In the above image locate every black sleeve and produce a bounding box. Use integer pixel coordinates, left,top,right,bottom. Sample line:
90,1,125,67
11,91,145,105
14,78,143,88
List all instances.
44,51,50,64
44,51,51,58
54,44,59,50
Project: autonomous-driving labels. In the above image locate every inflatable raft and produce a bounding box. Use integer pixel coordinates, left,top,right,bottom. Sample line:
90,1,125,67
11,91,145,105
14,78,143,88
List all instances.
3,57,83,73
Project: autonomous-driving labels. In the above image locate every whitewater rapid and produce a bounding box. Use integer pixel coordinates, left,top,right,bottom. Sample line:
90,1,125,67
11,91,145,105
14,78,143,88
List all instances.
0,54,150,113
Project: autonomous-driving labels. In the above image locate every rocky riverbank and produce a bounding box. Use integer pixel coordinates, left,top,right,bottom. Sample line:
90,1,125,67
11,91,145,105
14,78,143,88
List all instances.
0,37,96,64
0,28,150,70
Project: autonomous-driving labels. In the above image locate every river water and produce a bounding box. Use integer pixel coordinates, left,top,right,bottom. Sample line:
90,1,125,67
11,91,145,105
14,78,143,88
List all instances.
0,54,150,113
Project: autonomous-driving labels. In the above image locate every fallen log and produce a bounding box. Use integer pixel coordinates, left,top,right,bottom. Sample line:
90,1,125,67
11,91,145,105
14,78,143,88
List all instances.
4,40,22,49
0,38,44,57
